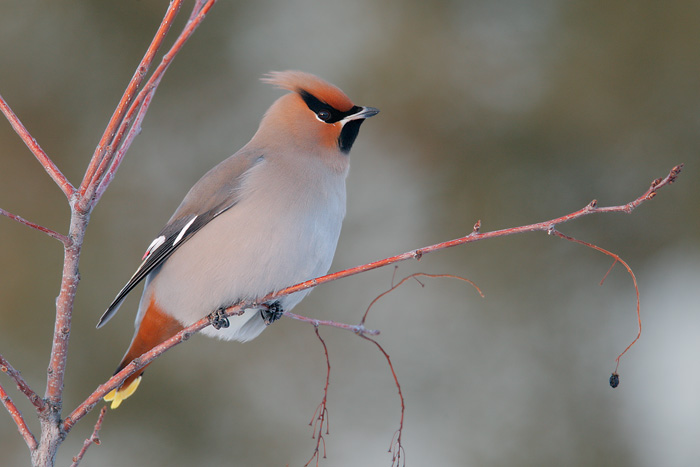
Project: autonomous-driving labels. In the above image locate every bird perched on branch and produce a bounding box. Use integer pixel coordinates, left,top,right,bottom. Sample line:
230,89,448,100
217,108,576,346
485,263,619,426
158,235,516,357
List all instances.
98,71,378,408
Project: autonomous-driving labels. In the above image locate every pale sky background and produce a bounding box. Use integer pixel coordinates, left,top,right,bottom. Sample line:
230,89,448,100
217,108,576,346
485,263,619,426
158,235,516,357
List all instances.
1,1,698,466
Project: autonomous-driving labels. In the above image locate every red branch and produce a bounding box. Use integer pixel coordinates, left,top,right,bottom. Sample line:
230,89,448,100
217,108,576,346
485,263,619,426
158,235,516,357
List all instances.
273,164,684,312
361,273,484,326
43,213,87,413
358,273,481,466
79,0,183,202
64,311,221,432
0,382,38,450
44,1,219,414
550,230,640,374
0,353,44,411
64,164,683,433
304,326,332,467
283,311,380,336
0,208,70,245
359,335,406,467
70,406,107,467
1,1,220,464
0,94,74,199
80,0,218,210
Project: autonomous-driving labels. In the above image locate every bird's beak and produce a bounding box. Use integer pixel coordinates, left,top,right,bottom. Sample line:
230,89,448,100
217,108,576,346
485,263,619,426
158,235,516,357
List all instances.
341,106,379,124
354,106,380,120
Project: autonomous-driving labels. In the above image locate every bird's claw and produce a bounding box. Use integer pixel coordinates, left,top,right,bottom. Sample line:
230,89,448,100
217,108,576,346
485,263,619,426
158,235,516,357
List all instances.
208,308,230,330
260,301,284,326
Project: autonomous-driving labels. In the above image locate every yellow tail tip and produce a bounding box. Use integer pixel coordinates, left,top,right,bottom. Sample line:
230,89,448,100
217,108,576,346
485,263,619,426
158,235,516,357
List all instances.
104,376,142,409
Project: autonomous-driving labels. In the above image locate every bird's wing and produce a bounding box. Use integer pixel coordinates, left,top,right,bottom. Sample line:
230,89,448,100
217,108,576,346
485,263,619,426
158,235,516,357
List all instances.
97,150,265,328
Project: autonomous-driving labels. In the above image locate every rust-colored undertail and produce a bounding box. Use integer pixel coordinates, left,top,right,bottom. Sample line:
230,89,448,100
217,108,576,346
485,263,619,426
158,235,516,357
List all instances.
104,297,184,409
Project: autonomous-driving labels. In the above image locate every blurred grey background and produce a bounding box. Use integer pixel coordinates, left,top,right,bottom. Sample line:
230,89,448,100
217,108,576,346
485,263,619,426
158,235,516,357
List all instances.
1,1,698,466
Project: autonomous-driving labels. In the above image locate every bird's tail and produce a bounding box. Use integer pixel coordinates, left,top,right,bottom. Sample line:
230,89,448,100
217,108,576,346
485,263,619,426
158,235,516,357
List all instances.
105,297,184,409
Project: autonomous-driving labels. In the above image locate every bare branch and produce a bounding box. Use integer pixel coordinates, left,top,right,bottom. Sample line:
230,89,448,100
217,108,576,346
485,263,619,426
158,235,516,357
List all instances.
70,407,107,467
0,353,44,411
304,326,331,467
0,208,70,245
283,311,380,336
589,163,683,214
288,274,482,374
81,0,219,210
304,273,480,465
360,273,484,327
0,94,75,199
270,166,684,307
44,211,87,410
78,0,184,203
549,229,640,376
64,307,221,432
0,382,38,451
64,164,683,432
1,2,221,464
359,335,405,467
60,1,219,409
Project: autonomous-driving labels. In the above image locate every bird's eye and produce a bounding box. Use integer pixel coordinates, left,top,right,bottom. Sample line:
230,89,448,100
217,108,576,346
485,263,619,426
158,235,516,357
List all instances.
317,109,331,121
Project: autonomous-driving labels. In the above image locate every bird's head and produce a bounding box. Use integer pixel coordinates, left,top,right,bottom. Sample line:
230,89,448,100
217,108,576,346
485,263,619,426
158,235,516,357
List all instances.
254,71,378,161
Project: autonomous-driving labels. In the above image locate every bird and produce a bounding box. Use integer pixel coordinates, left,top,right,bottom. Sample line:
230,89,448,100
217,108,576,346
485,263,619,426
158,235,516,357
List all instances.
98,70,378,409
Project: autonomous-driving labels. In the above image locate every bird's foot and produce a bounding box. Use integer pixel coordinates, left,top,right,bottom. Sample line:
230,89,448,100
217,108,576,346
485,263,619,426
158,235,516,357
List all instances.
208,308,230,330
260,301,284,326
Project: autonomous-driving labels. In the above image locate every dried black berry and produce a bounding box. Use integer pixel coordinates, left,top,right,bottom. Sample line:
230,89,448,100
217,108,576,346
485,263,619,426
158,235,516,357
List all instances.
609,373,620,388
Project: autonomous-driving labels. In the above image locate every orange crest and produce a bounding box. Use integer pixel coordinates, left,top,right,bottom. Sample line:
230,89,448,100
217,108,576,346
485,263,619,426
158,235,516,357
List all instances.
262,70,355,112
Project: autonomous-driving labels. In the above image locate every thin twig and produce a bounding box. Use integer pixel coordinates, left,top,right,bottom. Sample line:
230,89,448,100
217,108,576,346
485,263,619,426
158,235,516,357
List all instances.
70,406,107,467
0,382,38,450
304,326,331,467
304,325,331,467
0,207,70,245
0,353,45,411
352,272,481,466
549,229,640,374
79,0,184,203
0,94,75,198
361,273,484,327
83,0,219,210
283,311,380,336
359,335,405,467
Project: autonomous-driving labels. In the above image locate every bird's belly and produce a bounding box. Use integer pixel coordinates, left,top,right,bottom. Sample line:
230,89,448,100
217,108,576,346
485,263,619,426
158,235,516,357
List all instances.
143,191,344,341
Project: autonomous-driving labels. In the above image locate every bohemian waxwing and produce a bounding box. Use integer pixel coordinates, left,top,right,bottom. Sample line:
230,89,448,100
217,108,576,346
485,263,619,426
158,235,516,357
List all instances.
98,71,378,408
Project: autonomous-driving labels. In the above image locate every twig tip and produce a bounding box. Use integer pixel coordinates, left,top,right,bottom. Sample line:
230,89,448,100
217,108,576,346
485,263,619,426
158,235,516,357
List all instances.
669,163,683,182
